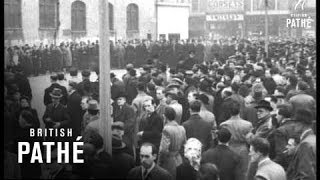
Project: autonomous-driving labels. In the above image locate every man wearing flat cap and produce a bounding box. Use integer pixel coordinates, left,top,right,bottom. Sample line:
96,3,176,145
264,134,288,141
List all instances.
43,88,71,142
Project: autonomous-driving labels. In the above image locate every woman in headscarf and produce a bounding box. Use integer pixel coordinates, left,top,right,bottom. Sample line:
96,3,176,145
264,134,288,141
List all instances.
176,138,202,180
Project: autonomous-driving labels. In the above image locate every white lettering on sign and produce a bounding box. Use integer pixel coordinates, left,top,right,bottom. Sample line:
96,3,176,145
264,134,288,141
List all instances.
286,17,313,29
206,14,244,21
207,0,244,12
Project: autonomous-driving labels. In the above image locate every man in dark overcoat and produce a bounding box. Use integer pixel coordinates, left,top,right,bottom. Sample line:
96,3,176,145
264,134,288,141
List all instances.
67,81,82,137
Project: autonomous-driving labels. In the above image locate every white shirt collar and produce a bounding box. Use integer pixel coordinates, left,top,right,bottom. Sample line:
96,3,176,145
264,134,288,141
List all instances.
258,157,270,167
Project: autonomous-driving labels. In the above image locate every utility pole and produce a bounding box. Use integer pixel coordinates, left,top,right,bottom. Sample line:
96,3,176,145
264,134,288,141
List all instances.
98,0,112,155
264,0,269,58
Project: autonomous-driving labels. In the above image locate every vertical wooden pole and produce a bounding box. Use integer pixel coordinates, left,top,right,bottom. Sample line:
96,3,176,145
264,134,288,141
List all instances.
99,0,112,155
265,0,269,58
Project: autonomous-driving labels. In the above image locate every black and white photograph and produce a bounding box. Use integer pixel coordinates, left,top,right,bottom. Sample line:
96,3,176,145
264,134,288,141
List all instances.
4,0,316,179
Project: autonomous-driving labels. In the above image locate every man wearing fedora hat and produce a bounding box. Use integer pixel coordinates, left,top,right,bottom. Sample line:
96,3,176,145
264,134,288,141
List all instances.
82,100,100,135
43,74,68,106
112,92,136,157
110,134,135,179
43,88,71,141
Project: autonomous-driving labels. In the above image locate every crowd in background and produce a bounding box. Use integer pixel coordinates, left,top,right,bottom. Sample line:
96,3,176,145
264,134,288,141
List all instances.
4,36,316,179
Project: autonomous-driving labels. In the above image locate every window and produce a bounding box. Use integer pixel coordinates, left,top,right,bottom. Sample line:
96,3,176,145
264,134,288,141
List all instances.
4,0,22,29
39,0,58,29
109,3,114,30
127,3,139,31
71,1,86,31
192,0,199,12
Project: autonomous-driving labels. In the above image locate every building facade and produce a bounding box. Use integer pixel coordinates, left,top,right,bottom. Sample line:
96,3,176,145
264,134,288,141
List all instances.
188,0,316,39
4,0,191,46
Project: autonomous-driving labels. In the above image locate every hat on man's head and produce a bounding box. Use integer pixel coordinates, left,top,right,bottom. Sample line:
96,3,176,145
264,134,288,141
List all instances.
87,100,99,110
112,134,126,150
115,92,127,100
167,82,181,89
255,100,273,111
126,63,134,69
50,88,63,98
82,69,91,77
68,80,78,89
112,121,124,130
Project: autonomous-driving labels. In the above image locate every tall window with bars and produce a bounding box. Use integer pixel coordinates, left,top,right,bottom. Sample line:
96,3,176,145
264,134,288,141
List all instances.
71,0,86,32
4,0,22,29
39,0,58,29
127,3,139,31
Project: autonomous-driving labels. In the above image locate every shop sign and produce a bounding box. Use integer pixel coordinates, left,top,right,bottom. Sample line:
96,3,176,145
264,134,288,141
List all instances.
206,14,244,21
207,0,244,13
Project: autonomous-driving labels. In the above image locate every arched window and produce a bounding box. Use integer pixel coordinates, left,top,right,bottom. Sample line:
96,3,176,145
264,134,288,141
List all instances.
4,0,22,29
109,3,114,30
127,4,139,31
39,0,58,28
71,1,86,31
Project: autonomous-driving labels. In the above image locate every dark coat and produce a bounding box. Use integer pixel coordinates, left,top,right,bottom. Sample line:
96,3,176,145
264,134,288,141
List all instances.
43,83,68,106
182,114,212,150
182,57,197,70
77,79,94,97
176,159,199,180
67,90,82,137
141,112,164,149
112,103,136,148
111,78,126,101
15,107,40,129
42,103,71,128
217,96,235,125
127,164,173,180
268,120,306,170
201,144,242,180
15,73,32,100
111,149,135,179
286,129,316,180
13,127,42,179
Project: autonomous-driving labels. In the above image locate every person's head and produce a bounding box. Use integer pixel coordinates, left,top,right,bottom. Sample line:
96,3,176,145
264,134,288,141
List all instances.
296,81,309,91
287,75,298,87
81,69,91,80
140,143,158,169
156,87,166,101
189,100,201,113
229,100,241,116
50,88,62,104
137,82,146,92
81,96,90,110
189,50,195,58
57,73,65,81
184,138,202,167
217,128,231,144
50,74,58,83
143,99,156,113
198,93,209,106
19,110,35,128
126,63,134,71
165,92,179,104
293,108,314,126
68,81,78,92
164,106,176,123
221,89,232,99
255,100,272,119
84,130,104,156
187,90,199,103
249,137,270,162
20,96,31,109
111,121,124,138
87,100,100,115
276,103,293,123
199,163,219,180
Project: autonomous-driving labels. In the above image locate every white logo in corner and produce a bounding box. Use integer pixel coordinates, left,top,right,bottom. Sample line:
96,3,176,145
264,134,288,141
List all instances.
294,0,306,10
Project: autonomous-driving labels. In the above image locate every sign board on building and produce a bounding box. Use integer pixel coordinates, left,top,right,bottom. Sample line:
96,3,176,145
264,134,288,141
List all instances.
206,14,244,21
207,0,244,13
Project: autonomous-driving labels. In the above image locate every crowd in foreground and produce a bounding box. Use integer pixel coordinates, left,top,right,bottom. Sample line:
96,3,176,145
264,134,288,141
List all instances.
4,37,316,179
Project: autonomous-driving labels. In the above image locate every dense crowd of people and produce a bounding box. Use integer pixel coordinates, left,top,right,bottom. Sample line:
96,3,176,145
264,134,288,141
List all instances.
4,36,316,180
